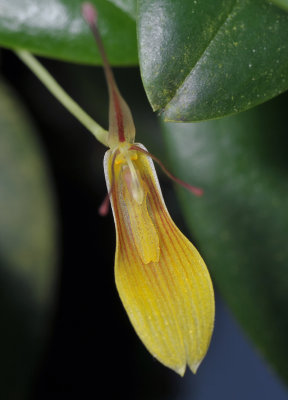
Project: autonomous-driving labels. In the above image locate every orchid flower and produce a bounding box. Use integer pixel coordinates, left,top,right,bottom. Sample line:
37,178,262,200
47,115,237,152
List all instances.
16,3,215,376
82,3,215,376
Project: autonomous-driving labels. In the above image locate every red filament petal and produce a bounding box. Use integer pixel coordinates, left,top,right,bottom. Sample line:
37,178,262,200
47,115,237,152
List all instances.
129,145,203,197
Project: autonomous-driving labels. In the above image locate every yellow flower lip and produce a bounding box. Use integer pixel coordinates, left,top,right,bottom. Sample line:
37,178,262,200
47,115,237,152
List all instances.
104,143,215,375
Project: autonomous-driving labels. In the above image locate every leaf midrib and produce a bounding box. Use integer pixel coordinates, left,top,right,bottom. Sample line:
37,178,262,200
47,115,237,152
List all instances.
162,0,239,113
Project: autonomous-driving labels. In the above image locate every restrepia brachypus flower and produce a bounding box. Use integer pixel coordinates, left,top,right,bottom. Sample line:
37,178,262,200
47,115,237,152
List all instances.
83,3,215,376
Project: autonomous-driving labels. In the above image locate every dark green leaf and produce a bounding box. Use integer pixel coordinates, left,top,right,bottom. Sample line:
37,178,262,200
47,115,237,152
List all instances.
163,92,288,383
138,0,288,121
0,78,57,398
0,0,137,65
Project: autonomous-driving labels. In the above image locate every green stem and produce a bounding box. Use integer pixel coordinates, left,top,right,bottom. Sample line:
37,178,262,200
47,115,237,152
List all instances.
15,50,108,147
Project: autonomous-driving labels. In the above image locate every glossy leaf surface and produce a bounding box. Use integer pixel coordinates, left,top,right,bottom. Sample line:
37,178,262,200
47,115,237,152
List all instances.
138,0,288,121
163,92,288,383
0,0,137,65
0,78,57,397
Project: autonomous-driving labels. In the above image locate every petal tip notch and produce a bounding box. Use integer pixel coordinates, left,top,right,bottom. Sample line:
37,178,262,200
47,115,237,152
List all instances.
175,365,186,377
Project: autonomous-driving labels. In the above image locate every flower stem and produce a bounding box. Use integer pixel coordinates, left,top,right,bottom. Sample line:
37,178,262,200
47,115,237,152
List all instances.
15,50,108,147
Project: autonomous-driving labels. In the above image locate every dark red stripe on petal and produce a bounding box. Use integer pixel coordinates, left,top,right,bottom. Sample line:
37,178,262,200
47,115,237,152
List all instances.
112,89,125,143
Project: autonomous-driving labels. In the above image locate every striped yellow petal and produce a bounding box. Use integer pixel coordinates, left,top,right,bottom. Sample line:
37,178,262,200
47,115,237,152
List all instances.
104,144,215,376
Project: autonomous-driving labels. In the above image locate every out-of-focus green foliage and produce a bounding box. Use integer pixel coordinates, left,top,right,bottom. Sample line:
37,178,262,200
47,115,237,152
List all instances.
270,0,288,12
0,0,138,65
0,79,57,398
163,92,288,383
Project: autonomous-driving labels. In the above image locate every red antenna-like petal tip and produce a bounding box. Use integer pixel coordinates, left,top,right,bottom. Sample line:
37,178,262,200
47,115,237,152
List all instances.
190,186,204,196
99,202,109,217
82,2,97,26
98,193,110,216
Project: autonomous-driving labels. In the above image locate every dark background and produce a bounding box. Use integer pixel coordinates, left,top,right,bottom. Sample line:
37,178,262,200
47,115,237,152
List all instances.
1,50,288,400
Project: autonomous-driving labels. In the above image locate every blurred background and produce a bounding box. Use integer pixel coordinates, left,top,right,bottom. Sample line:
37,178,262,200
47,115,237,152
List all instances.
0,49,288,400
